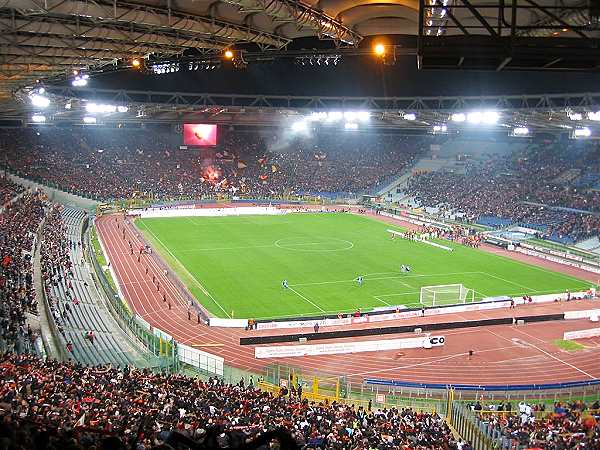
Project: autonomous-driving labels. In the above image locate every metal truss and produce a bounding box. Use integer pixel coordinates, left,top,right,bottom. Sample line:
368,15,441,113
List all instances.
0,1,289,49
417,0,600,70
43,86,600,111
223,0,362,46
0,0,292,96
1,85,593,132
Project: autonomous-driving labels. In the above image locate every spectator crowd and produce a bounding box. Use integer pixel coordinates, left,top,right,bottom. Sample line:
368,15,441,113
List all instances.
0,352,460,450
406,143,600,242
472,400,600,449
0,128,423,201
0,181,44,354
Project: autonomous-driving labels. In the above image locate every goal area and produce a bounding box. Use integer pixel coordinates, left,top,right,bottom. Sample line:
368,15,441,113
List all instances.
420,284,475,307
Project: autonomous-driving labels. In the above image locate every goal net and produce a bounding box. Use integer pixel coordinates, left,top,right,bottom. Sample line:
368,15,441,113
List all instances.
420,284,475,307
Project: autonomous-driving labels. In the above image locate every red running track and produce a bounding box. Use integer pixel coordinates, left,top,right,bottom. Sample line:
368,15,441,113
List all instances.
96,214,600,386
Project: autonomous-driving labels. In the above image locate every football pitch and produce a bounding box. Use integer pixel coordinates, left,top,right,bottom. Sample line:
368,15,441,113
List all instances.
135,213,590,319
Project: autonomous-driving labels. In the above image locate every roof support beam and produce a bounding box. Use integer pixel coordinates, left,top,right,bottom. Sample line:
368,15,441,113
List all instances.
0,0,290,49
223,0,362,46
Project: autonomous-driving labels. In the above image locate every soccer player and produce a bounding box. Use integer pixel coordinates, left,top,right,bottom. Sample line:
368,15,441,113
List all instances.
400,265,406,273
282,279,288,289
357,275,363,286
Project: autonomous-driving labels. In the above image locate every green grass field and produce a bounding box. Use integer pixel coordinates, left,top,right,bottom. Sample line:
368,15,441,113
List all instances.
135,213,591,319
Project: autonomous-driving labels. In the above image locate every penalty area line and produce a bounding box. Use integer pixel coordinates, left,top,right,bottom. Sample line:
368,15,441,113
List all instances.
287,286,326,313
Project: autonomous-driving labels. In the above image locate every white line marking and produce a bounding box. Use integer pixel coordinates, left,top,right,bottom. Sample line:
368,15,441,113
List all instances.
482,271,536,292
289,271,482,288
138,221,231,318
287,286,326,313
487,328,596,379
373,296,392,306
343,344,520,378
374,291,421,298
178,244,275,252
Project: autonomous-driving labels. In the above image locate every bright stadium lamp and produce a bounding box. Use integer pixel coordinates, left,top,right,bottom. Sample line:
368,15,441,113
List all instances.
482,111,500,124
83,116,97,124
30,94,50,108
356,111,370,121
344,111,357,121
403,113,416,121
588,111,600,121
117,105,129,113
467,111,482,124
511,127,530,136
326,111,343,121
344,122,358,130
309,112,327,121
568,111,583,121
573,127,591,138
291,120,307,133
451,113,465,122
31,115,46,123
374,43,385,56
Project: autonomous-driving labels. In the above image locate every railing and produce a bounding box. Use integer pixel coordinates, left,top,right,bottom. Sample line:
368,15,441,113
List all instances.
86,218,178,371
450,403,499,450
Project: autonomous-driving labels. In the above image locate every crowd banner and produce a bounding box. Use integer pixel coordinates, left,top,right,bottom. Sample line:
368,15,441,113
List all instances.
563,327,600,340
178,343,224,376
254,335,445,358
564,308,600,320
209,318,249,328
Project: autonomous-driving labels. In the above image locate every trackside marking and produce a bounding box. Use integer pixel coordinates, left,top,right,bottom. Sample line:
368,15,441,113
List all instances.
138,222,231,318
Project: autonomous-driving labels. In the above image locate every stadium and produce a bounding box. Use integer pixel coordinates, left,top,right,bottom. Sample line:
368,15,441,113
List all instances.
1,0,600,448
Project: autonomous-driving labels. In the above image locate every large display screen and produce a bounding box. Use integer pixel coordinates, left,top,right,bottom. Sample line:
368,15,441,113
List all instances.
183,124,218,146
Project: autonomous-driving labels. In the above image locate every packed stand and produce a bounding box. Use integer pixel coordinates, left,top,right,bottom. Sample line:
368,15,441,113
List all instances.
0,176,25,207
405,143,600,242
0,128,424,201
0,189,45,354
471,400,600,449
0,352,459,450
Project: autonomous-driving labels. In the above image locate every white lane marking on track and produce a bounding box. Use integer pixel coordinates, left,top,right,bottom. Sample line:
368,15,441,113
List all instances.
487,328,596,380
138,221,231,318
342,344,519,378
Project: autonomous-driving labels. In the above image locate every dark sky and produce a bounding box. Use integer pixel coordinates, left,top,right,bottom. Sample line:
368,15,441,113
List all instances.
93,55,600,98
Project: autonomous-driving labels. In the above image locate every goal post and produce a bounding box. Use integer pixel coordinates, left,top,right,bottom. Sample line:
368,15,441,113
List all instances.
420,284,475,307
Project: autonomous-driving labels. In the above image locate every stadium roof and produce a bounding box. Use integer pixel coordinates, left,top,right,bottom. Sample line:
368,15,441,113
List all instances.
6,85,600,137
2,0,600,100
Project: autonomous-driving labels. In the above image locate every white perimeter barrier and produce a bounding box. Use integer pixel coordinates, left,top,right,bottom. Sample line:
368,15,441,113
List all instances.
564,308,600,320
563,328,600,340
178,343,224,376
135,206,287,219
516,247,600,274
256,291,591,330
255,335,445,359
209,318,249,328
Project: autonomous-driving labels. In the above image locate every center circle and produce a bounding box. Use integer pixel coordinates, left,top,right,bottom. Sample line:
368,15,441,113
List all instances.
274,237,354,252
